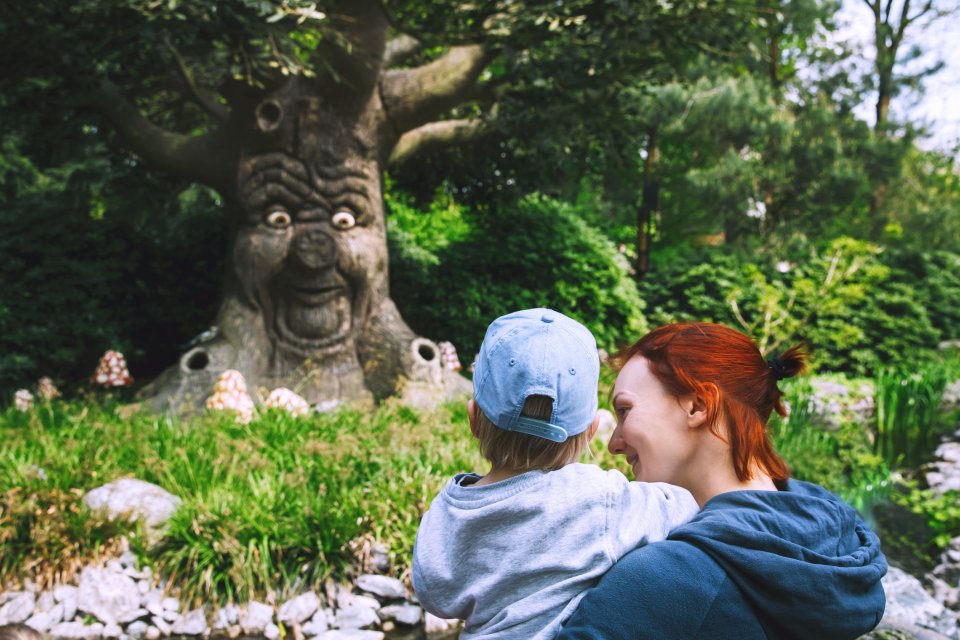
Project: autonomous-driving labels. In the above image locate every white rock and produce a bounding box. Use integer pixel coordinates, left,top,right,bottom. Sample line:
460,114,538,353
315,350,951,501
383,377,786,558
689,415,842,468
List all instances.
103,622,124,638
56,586,79,622
171,608,206,635
317,631,385,640
150,615,171,636
49,621,105,639
336,592,380,612
378,604,421,626
302,608,330,637
160,597,179,613
424,612,459,635
240,600,274,634
264,622,280,640
161,609,179,623
335,604,380,630
144,625,161,640
213,605,239,629
881,566,959,638
143,591,164,617
278,591,321,625
126,620,148,638
0,592,36,624
82,479,181,529
137,581,150,596
36,591,56,612
78,566,142,625
355,575,407,600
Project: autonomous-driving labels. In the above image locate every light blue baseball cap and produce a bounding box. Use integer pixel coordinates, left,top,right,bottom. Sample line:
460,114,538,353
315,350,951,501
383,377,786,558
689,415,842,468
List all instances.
473,308,600,443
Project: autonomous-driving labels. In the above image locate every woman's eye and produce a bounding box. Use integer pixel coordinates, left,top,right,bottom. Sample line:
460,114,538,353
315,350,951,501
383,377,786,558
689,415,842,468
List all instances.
331,210,356,230
266,210,291,228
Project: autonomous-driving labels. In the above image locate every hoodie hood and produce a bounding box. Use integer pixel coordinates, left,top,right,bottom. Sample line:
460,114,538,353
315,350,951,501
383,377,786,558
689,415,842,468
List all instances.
669,479,887,640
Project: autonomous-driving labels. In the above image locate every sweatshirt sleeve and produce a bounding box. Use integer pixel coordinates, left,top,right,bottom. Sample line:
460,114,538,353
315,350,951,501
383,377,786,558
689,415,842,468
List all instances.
604,470,699,560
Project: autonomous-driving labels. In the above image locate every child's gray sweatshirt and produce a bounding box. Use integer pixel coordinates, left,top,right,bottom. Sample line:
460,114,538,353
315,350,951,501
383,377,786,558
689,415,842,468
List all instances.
411,463,699,639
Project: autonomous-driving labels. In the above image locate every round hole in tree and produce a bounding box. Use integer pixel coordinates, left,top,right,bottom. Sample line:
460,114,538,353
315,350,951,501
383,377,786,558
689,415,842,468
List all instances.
183,348,209,371
419,343,437,361
255,100,284,132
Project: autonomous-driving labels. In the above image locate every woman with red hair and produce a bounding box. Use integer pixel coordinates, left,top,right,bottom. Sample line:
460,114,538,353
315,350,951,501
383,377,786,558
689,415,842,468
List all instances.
557,322,887,640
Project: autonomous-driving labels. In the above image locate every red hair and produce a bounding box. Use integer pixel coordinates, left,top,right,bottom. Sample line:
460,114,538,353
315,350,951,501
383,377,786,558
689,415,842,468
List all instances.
618,323,807,483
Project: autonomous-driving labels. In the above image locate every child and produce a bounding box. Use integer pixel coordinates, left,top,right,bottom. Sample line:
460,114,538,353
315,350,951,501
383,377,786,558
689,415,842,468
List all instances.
412,309,699,639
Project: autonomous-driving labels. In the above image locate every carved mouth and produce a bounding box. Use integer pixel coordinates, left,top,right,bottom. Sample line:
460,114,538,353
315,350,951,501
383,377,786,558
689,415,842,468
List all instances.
272,275,353,354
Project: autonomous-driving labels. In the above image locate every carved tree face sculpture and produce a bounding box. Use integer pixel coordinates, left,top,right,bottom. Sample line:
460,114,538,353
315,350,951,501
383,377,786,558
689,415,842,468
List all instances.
235,150,387,369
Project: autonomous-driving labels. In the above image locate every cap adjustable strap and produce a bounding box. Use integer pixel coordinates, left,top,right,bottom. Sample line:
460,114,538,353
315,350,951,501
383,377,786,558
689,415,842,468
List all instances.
513,417,569,443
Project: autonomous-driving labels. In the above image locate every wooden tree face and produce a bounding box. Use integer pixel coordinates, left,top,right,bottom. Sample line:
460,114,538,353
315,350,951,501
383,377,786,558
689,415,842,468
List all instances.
236,150,387,368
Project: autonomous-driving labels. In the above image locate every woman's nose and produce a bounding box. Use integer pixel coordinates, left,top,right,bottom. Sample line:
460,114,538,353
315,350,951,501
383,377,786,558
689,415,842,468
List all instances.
607,424,625,455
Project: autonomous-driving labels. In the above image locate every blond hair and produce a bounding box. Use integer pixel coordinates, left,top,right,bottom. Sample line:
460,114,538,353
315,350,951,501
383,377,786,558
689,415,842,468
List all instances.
0,624,44,640
474,395,592,472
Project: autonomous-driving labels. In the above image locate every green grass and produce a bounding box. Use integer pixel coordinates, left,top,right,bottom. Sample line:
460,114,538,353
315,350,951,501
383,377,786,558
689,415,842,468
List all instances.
875,362,953,469
1,398,487,605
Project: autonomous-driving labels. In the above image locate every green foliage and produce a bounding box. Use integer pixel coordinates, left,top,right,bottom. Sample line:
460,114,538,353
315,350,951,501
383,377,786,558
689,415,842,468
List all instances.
388,188,648,358
0,138,224,399
874,364,953,469
893,484,960,550
640,238,945,373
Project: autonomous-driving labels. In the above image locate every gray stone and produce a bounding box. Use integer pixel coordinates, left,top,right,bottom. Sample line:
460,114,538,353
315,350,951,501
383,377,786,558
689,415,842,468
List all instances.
264,622,280,640
171,608,207,635
378,604,421,626
25,602,64,632
355,575,407,600
36,591,56,612
143,591,164,617
302,609,330,637
77,566,142,625
49,621,105,639
126,620,148,639
335,604,380,630
336,592,380,612
317,631,385,640
882,566,959,639
0,592,36,624
213,605,239,629
150,615,170,636
160,597,179,613
369,543,391,574
161,609,179,623
55,586,79,622
240,600,274,634
103,622,124,638
82,479,181,529
278,591,321,625
423,612,459,636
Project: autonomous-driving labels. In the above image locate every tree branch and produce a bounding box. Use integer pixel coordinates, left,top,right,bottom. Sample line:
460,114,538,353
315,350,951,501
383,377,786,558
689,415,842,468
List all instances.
312,1,388,97
380,44,494,134
83,80,235,192
387,118,484,166
163,36,230,122
383,34,421,68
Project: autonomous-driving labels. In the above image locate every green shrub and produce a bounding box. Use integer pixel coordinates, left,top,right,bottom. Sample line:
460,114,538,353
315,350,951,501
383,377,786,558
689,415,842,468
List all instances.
0,139,225,400
884,249,960,341
388,189,648,358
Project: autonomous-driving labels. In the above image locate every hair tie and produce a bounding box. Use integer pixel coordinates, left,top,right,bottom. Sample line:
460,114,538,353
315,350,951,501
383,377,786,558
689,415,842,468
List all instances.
767,357,787,381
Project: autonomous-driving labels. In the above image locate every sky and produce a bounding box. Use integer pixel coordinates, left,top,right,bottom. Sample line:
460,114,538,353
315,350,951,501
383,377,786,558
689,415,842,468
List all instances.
836,0,960,155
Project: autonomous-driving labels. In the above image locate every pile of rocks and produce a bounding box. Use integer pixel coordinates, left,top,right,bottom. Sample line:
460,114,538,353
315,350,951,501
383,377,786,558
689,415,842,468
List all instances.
0,552,458,639
923,429,960,620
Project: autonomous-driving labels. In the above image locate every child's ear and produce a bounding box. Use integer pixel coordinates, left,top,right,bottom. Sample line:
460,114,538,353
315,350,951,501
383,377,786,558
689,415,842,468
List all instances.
586,413,600,441
467,398,480,437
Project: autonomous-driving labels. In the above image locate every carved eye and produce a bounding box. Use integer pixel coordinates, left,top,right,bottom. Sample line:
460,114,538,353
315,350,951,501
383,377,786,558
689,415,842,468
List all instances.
266,210,291,228
331,210,356,230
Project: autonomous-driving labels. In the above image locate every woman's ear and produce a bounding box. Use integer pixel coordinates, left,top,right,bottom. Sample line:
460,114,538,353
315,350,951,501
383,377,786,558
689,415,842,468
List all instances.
682,384,715,429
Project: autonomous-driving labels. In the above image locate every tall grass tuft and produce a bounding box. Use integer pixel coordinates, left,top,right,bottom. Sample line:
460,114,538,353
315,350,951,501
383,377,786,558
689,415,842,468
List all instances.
874,363,951,469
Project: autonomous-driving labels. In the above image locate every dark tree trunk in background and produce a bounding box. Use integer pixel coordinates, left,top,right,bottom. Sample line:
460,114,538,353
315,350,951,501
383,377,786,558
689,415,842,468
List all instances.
635,128,659,280
91,2,486,412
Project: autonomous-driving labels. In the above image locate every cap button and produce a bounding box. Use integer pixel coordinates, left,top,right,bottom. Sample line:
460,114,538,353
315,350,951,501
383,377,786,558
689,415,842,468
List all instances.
541,313,554,323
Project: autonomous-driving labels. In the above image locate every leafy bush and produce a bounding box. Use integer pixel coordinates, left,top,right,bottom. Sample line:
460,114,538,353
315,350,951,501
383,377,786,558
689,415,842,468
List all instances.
0,139,225,399
388,188,648,358
639,237,945,373
884,249,960,342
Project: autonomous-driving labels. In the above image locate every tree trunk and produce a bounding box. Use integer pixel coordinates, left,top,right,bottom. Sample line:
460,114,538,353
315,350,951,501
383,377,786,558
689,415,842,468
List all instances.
635,128,659,280
141,74,470,414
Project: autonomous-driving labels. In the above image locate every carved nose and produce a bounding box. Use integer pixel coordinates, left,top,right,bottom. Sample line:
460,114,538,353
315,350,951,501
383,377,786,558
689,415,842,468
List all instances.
291,227,336,269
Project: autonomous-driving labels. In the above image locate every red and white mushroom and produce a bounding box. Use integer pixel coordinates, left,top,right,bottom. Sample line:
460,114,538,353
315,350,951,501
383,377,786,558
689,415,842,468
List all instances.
205,369,255,424
37,377,61,400
14,389,34,412
264,387,310,418
438,341,462,372
92,350,133,387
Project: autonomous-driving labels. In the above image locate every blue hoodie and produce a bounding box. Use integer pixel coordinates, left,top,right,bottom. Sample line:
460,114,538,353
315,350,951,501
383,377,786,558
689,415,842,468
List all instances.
557,480,887,640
